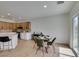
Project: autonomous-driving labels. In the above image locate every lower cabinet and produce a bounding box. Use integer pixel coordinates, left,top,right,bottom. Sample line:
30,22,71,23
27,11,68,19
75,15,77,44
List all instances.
21,32,31,40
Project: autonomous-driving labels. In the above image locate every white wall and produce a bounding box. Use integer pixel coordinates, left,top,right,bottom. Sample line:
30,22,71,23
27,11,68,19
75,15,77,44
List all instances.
28,13,70,44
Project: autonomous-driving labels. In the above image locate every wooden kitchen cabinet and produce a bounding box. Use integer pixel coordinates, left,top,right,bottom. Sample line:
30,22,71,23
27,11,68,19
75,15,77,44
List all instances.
9,23,12,29
0,21,31,31
26,22,31,31
2,22,5,30
12,23,16,30
0,22,3,29
6,23,9,29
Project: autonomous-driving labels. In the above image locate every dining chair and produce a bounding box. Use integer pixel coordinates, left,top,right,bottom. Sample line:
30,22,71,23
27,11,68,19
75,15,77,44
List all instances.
35,37,44,56
33,36,38,48
47,37,56,53
32,33,43,49
0,36,13,51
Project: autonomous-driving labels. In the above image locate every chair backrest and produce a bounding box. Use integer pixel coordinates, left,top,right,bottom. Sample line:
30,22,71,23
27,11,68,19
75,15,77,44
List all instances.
36,37,43,47
33,36,37,43
51,37,56,43
37,39,43,47
0,36,10,42
32,33,40,40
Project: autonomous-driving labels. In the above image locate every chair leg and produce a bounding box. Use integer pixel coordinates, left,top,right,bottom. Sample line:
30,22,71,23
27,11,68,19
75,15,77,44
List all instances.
52,44,55,53
8,42,9,50
35,47,40,54
45,47,48,53
33,43,36,49
11,40,13,49
0,44,3,52
47,45,50,48
0,43,1,51
42,47,44,56
3,42,4,50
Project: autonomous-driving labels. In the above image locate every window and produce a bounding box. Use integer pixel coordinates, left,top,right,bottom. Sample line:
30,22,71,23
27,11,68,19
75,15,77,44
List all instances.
72,16,78,56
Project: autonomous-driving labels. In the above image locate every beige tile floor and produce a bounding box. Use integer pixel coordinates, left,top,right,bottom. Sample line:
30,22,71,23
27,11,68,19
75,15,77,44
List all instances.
0,40,75,57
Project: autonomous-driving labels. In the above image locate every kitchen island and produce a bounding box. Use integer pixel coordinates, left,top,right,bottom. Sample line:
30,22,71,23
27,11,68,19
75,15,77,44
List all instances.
0,32,18,50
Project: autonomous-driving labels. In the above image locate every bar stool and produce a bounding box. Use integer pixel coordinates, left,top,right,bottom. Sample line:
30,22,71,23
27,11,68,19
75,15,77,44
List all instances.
0,36,13,50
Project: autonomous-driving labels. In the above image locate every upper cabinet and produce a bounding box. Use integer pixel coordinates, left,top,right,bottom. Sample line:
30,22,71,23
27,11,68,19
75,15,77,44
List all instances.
26,22,31,31
0,22,3,29
0,21,31,32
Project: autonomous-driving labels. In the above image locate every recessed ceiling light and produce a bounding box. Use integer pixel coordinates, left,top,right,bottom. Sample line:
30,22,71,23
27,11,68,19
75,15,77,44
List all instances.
43,5,47,8
8,13,11,16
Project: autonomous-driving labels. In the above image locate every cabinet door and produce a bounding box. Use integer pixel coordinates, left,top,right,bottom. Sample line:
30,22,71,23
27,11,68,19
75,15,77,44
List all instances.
13,23,16,30
22,23,26,30
4,22,7,30
9,23,13,30
2,22,6,30
15,23,17,29
17,23,19,27
0,22,3,30
26,22,31,31
6,23,8,29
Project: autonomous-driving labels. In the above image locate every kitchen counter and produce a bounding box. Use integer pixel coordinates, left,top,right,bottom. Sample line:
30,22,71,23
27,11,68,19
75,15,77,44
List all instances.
21,32,32,40
0,32,18,50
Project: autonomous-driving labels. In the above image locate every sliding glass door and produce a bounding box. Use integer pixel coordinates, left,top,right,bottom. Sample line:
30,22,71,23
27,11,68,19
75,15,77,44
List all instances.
72,16,79,56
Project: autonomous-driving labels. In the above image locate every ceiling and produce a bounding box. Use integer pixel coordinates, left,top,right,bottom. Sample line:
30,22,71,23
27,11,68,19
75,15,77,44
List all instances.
0,1,75,20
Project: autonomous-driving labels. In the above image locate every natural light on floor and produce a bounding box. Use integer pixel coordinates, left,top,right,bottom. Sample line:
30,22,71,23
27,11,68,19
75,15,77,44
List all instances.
58,47,75,57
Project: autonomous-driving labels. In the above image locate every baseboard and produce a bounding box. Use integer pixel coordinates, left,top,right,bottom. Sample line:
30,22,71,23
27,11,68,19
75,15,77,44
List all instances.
55,43,69,47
